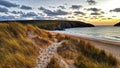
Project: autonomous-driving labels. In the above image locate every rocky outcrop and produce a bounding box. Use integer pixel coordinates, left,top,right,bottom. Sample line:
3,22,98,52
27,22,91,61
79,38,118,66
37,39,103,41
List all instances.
114,22,120,26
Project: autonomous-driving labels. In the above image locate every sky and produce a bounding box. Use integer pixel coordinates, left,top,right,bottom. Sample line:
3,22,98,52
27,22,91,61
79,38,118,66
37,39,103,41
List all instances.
0,0,120,25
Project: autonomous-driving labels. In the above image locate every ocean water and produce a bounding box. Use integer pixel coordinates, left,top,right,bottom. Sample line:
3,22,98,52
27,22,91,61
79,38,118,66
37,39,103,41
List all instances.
54,26,120,42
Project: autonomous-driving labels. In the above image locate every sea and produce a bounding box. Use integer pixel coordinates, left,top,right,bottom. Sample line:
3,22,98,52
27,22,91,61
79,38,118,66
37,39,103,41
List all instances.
54,26,120,42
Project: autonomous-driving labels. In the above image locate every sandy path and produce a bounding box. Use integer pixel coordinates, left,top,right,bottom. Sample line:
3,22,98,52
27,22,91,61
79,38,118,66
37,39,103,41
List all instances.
36,41,65,68
28,31,69,68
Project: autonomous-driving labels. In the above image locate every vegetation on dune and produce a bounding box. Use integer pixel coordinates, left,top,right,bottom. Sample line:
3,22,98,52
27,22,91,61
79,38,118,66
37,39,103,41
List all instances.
0,23,54,68
0,22,60,68
57,36,118,68
0,23,39,68
46,57,62,68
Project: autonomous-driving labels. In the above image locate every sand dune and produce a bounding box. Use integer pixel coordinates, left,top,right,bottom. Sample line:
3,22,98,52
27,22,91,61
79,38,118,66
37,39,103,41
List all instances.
66,34,120,61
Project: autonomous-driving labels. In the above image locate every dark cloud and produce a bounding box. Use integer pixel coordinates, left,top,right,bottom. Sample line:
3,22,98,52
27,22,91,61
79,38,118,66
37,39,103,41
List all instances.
87,0,97,5
34,16,46,20
112,16,117,17
49,6,55,8
90,12,101,15
11,11,24,14
38,7,69,16
92,16,99,19
110,8,120,12
70,5,82,10
0,15,15,20
0,7,8,13
20,5,32,10
68,16,75,18
74,11,86,15
58,6,65,9
101,18,107,20
100,11,105,14
0,0,19,8
21,12,37,17
98,15,104,18
87,7,101,12
38,7,46,10
84,17,88,18
108,18,112,20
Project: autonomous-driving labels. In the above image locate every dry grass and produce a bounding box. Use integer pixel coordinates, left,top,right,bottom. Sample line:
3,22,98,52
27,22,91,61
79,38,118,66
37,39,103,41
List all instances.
46,57,62,68
0,23,45,68
57,35,118,68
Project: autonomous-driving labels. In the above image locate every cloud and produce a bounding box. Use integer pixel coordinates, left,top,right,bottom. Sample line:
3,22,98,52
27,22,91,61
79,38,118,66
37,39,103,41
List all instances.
0,15,15,20
68,16,75,18
84,17,88,18
107,18,112,20
112,16,117,17
90,12,101,15
87,0,97,5
0,7,8,13
70,5,82,9
38,7,69,16
74,11,86,15
49,6,55,8
0,0,19,8
100,11,105,14
11,11,24,14
58,6,65,9
55,17,68,20
34,16,46,20
101,18,107,20
110,8,120,12
20,5,32,10
21,12,37,17
86,7,101,12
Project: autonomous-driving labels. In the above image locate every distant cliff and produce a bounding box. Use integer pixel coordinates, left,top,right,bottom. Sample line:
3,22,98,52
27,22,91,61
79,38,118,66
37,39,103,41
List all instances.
114,22,120,26
0,20,94,30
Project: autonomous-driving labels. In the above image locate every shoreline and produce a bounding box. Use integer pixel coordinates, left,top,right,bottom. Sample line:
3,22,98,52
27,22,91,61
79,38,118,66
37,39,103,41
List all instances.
51,31,120,46
51,31,120,60
66,33,120,60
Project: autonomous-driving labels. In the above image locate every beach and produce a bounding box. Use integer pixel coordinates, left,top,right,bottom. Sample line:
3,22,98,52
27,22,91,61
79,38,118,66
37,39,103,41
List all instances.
52,32,120,61
71,35,120,60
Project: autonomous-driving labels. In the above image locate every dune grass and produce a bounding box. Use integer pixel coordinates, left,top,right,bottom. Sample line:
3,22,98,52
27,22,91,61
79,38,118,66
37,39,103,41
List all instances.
46,57,62,68
0,22,56,68
57,36,118,68
0,23,38,68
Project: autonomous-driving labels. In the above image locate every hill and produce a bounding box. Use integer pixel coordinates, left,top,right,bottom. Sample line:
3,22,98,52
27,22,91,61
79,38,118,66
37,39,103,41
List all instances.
114,22,120,26
0,20,94,30
0,23,119,68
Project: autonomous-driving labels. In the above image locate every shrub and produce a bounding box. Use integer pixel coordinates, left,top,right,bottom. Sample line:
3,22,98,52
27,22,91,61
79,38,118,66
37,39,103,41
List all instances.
46,57,62,68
